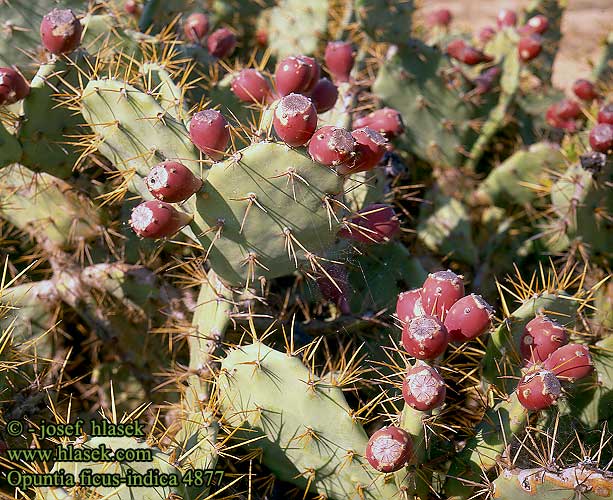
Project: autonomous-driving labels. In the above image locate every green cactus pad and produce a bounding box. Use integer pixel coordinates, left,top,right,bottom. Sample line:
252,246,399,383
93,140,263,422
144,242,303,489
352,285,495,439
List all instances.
42,436,188,500
445,393,528,500
356,0,415,43
18,56,87,178
0,120,22,168
0,165,101,247
417,190,478,265
219,342,403,500
549,162,613,255
81,78,202,185
492,466,613,499
476,142,566,207
192,141,344,285
348,240,427,312
373,40,493,168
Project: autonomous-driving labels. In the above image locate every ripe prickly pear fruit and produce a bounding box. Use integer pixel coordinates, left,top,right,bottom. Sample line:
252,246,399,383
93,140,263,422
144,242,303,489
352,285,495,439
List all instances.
545,99,581,131
183,13,209,43
189,109,230,161
273,93,318,147
589,123,613,153
275,55,320,96
124,0,140,15
497,8,517,28
207,28,236,58
516,369,562,411
518,35,543,62
308,126,355,166
519,315,569,364
446,39,493,65
426,9,452,27
337,127,387,174
597,104,613,124
444,294,494,342
338,204,400,244
309,78,338,113
421,270,464,319
403,363,446,411
478,26,496,44
521,14,549,35
365,426,414,473
40,9,82,55
315,263,351,315
324,41,355,83
130,201,191,238
145,161,203,203
0,67,29,105
544,344,594,381
474,66,501,95
231,69,271,104
572,79,598,101
402,315,449,360
353,108,404,139
396,289,424,323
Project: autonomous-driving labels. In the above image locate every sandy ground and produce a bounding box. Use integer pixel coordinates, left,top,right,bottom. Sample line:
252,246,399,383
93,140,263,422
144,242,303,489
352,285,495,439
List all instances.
419,0,612,89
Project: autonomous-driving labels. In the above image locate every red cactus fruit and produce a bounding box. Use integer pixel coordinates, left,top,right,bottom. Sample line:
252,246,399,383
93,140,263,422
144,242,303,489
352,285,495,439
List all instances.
325,41,355,83
309,78,338,113
396,289,424,323
421,270,464,319
255,29,268,47
478,26,496,44
231,69,271,104
402,315,449,360
474,66,501,95
402,363,446,411
338,203,400,244
365,426,414,473
545,99,581,131
497,8,517,28
353,108,404,139
523,14,549,34
40,9,82,55
520,315,569,364
189,109,230,161
597,104,613,125
444,294,494,342
183,13,209,43
124,0,140,15
130,201,191,239
589,123,613,153
446,39,493,65
337,127,387,175
207,28,236,58
308,126,355,166
275,55,320,96
544,344,594,381
518,35,543,62
0,67,29,105
516,369,562,411
315,263,351,315
426,9,453,28
572,79,598,101
273,93,318,147
145,161,203,203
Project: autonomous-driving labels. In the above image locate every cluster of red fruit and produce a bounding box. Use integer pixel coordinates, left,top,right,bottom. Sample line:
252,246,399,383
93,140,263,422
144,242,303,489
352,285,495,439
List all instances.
516,314,593,410
431,7,550,66
364,270,495,474
181,12,237,59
